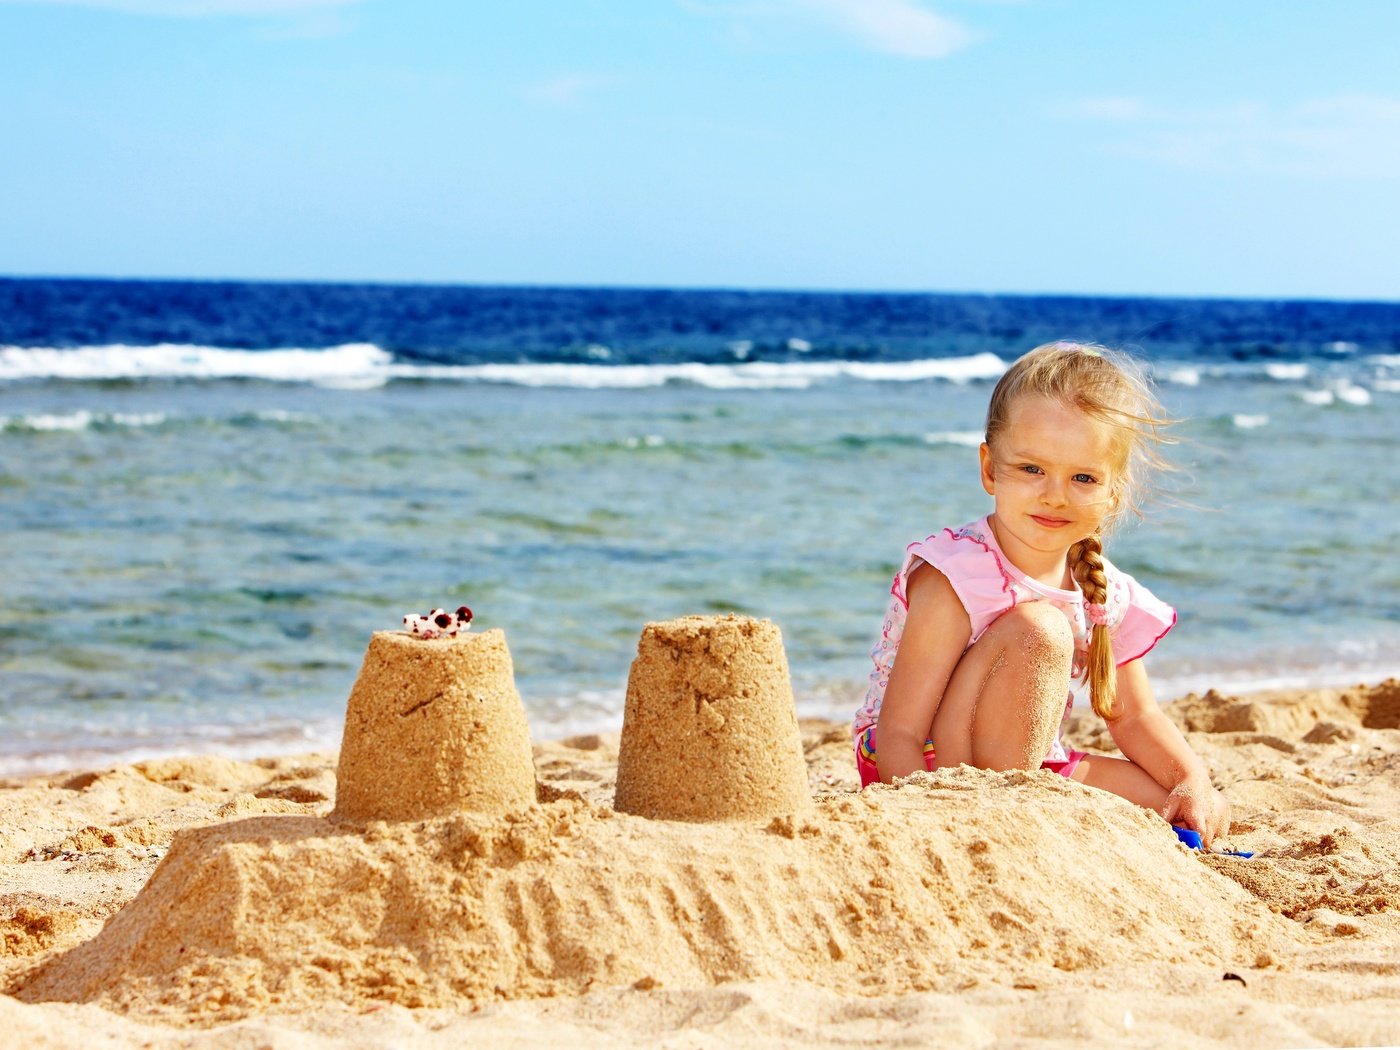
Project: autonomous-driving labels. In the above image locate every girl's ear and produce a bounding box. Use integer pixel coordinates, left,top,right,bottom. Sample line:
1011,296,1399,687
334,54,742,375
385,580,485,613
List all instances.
979,443,996,496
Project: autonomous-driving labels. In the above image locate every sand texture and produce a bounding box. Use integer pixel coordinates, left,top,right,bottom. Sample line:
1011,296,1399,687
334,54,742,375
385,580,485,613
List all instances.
3,681,1400,1047
330,629,536,824
614,615,811,821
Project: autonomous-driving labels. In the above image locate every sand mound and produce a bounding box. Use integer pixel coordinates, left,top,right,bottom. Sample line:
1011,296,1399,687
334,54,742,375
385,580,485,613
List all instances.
1060,681,1400,946
1161,679,1400,738
14,767,1293,1024
331,630,535,823
614,615,810,821
1345,678,1400,729
131,756,271,791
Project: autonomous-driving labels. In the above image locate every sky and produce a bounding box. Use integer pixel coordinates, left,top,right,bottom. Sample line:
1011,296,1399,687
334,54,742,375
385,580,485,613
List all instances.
2,0,1399,300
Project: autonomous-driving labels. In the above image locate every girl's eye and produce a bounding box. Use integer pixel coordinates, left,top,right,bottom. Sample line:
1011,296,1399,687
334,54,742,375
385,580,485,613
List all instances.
1073,473,1099,484
1019,464,1044,476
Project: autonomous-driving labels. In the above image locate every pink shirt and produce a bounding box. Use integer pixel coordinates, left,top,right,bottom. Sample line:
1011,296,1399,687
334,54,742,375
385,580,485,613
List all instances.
852,516,1177,762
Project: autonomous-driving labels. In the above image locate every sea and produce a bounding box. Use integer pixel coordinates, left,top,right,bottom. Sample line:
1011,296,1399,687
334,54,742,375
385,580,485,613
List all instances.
2,278,1398,776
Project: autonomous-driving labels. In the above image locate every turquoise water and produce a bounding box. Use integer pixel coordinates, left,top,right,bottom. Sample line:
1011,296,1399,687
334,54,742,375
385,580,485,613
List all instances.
3,366,1397,774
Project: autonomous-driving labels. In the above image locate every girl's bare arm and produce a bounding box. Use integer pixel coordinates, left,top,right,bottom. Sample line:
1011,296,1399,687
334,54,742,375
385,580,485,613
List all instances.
873,563,973,783
1107,659,1231,845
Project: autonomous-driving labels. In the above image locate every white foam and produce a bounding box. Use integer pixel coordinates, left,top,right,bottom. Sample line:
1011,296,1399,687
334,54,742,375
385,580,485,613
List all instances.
1336,382,1372,405
1231,414,1269,429
841,354,1006,382
0,342,392,385
1300,382,1372,406
395,353,1007,390
0,345,1012,391
1162,367,1201,386
111,412,167,427
10,410,93,431
402,362,797,389
924,430,984,447
0,348,1004,391
0,410,167,432
1264,363,1310,381
0,345,1008,390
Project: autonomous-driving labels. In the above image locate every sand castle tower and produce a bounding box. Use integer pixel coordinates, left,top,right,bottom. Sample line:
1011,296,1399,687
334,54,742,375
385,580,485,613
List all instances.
331,629,536,823
614,614,811,821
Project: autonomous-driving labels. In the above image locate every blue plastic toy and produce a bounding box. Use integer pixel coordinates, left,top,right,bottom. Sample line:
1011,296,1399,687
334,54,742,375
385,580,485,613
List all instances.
1173,825,1253,858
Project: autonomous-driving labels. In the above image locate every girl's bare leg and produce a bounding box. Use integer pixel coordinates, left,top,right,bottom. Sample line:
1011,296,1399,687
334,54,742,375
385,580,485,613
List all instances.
1070,754,1169,811
930,602,1074,771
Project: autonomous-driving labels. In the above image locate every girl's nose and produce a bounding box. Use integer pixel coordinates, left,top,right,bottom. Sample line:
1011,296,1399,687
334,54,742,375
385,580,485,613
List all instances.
1042,478,1070,507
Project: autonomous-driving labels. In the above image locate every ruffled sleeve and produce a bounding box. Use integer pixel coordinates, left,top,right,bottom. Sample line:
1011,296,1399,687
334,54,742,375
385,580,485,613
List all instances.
1105,563,1177,665
898,526,1017,644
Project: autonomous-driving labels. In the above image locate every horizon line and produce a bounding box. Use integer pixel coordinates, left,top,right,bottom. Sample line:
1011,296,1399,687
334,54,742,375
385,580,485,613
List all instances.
2,272,1398,308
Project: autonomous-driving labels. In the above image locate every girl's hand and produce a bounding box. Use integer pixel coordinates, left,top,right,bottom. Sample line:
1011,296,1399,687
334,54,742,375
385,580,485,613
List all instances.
1160,777,1231,849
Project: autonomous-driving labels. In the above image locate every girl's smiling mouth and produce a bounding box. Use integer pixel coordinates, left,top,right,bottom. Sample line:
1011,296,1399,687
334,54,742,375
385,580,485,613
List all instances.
1030,514,1071,528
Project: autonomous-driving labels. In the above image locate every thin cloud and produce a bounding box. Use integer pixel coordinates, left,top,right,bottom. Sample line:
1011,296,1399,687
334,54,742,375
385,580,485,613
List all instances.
521,73,625,109
0,0,357,16
683,0,977,60
1055,93,1400,180
1050,96,1148,121
795,0,976,58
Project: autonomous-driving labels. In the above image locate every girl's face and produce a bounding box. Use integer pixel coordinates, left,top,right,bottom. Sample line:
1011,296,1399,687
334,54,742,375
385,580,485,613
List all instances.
979,394,1122,565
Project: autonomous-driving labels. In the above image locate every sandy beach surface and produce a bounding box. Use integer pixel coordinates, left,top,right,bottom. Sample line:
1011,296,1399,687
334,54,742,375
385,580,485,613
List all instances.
3,680,1399,1048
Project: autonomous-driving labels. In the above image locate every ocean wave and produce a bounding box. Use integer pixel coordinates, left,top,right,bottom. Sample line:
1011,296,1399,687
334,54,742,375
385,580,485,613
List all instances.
0,342,392,385
1159,366,1201,387
403,354,1011,389
0,408,324,434
3,343,1393,393
0,410,168,432
1151,359,1314,384
1298,382,1372,406
1147,357,1400,388
923,430,984,447
0,344,1012,390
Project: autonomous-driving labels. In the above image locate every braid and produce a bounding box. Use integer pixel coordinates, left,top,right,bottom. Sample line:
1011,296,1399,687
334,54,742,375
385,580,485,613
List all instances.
1070,533,1119,720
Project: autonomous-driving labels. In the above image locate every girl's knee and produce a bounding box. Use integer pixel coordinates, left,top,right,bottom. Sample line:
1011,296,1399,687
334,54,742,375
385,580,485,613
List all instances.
988,601,1074,661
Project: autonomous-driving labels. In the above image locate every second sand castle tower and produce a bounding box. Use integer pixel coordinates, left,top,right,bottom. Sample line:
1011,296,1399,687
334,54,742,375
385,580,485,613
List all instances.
613,614,811,821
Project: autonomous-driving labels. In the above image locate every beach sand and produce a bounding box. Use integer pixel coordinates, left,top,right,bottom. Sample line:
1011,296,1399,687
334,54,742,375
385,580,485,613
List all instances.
2,680,1399,1048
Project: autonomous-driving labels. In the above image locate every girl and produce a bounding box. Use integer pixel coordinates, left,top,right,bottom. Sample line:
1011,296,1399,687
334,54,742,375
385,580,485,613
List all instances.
852,341,1231,846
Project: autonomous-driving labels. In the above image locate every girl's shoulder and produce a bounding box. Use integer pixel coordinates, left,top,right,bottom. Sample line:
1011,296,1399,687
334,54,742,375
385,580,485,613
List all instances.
902,518,1003,588
897,518,1015,642
1097,553,1178,665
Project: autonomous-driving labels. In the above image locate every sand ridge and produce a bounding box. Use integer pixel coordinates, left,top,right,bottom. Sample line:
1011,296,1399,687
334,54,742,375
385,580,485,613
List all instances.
12,767,1290,1024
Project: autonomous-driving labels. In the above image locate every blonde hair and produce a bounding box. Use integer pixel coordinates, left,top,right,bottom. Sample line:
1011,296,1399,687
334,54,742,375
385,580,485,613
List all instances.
984,341,1173,720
